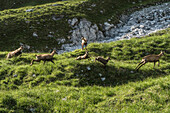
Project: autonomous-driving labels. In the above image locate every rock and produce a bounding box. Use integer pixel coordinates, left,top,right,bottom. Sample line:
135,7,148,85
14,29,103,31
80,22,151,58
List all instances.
99,73,102,76
33,32,38,37
87,66,91,70
62,97,67,101
79,19,91,29
30,108,35,112
139,25,145,28
104,22,114,31
70,18,78,26
120,15,129,23
26,9,34,12
25,44,30,50
101,77,106,81
13,74,17,77
52,4,64,6
52,15,64,21
97,31,104,39
91,4,96,7
91,24,98,31
25,21,30,24
127,20,136,26
32,74,36,77
87,8,92,11
89,28,97,40
48,34,53,38
58,3,170,54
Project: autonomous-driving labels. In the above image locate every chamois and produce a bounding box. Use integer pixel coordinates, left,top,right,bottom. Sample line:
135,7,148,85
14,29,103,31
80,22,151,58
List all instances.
81,37,87,50
30,50,56,66
6,46,23,59
135,51,165,71
76,51,89,60
95,56,111,66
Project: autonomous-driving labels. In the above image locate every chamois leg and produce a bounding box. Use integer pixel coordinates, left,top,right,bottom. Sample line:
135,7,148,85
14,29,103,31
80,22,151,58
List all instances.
6,54,11,60
158,60,160,67
43,60,46,65
85,45,87,50
19,54,22,57
153,62,156,68
50,60,55,64
95,58,97,63
30,60,34,66
82,43,84,50
136,61,146,71
30,59,40,66
135,61,144,70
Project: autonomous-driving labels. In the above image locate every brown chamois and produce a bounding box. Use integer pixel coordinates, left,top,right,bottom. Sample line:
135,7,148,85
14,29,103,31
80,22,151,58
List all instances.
6,46,23,59
95,56,111,66
76,51,89,60
81,37,87,50
135,51,165,71
30,50,56,66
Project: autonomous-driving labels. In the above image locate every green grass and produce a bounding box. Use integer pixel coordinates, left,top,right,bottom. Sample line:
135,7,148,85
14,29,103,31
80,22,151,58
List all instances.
0,0,168,52
0,28,169,112
0,76,169,112
0,0,169,112
0,0,63,11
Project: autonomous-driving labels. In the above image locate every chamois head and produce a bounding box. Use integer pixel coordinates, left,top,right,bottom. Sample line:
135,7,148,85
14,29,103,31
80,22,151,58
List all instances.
81,37,85,40
20,46,24,50
51,50,56,53
159,51,165,56
107,57,111,61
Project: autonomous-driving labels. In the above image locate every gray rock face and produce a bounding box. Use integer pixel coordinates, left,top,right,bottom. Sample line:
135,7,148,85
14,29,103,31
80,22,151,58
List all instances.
58,18,105,53
105,2,170,42
58,2,170,53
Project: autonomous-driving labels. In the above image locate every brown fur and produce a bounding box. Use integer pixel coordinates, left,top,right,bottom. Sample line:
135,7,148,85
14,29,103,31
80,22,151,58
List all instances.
95,56,111,66
76,51,89,60
6,46,23,59
30,50,56,66
135,51,165,71
81,37,87,50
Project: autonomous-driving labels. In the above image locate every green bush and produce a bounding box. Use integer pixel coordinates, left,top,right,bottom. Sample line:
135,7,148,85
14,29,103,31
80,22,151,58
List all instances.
17,97,38,112
46,75,57,83
52,70,64,79
2,95,17,109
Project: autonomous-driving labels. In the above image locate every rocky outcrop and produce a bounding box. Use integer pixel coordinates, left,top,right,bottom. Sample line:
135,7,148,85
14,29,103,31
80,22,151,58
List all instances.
58,2,170,53
68,18,105,45
58,18,105,53
105,2,170,42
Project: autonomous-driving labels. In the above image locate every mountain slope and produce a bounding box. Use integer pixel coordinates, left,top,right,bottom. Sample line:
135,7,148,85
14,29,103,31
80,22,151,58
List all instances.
0,0,168,52
0,0,169,112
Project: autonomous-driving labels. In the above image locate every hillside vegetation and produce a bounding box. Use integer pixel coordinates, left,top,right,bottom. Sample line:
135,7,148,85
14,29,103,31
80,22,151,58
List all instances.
0,28,169,112
0,0,169,112
0,0,168,52
0,0,62,11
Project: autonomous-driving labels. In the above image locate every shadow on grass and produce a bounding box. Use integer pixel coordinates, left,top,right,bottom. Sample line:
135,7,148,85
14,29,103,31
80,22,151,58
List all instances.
69,62,168,87
0,54,168,89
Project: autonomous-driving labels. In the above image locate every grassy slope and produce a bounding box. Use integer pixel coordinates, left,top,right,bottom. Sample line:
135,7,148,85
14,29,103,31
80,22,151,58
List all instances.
0,28,169,112
0,0,168,52
0,0,62,11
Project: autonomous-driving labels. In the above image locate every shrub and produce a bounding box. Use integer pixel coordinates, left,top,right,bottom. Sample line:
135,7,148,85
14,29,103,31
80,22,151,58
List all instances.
17,97,38,112
2,95,17,109
52,70,64,79
46,75,57,83
11,78,22,85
